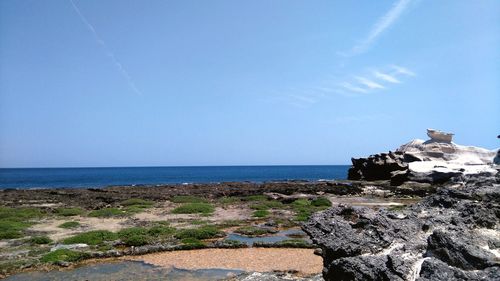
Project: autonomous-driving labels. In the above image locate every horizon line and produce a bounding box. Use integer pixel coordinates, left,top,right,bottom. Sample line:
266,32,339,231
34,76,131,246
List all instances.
0,164,351,169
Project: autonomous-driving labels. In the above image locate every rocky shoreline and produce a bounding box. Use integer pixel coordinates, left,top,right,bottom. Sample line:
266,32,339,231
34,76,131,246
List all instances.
0,178,426,279
0,172,498,280
303,131,499,281
303,173,500,280
1,131,498,280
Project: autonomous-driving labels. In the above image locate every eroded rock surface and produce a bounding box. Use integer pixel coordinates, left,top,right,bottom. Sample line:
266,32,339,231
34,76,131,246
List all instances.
348,151,408,181
348,132,497,185
303,174,500,281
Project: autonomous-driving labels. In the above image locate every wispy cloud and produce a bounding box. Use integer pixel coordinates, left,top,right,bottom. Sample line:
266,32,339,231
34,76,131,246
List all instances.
340,82,369,94
266,64,415,107
69,0,143,95
391,65,416,76
341,0,412,56
355,76,385,89
373,71,400,83
324,65,416,97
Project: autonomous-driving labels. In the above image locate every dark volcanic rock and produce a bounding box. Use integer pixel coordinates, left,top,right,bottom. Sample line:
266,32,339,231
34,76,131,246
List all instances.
303,173,500,281
418,258,499,281
0,181,362,209
349,152,468,186
407,170,463,185
348,151,408,181
425,230,496,270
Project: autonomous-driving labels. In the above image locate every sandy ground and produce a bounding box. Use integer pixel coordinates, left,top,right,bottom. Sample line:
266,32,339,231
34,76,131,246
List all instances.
133,205,251,224
29,217,128,240
126,248,323,275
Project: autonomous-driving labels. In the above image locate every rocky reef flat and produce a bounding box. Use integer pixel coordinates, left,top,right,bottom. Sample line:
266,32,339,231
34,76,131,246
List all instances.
0,181,363,209
0,178,424,279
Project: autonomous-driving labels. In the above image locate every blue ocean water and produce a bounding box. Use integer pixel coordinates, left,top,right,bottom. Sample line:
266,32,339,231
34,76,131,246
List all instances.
0,165,349,189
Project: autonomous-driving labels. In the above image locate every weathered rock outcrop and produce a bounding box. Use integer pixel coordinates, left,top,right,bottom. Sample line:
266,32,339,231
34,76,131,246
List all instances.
348,130,498,185
348,151,408,181
303,173,500,281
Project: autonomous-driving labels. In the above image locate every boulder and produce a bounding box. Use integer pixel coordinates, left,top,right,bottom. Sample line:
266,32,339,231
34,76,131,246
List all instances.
426,128,453,143
348,151,408,181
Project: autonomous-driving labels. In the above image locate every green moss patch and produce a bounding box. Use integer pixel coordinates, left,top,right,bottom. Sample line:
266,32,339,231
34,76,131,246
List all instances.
291,199,311,207
0,207,44,239
147,225,176,237
276,239,312,247
62,230,117,245
58,221,81,229
41,249,89,263
252,210,269,218
55,208,84,217
121,234,149,246
120,199,154,214
117,226,176,247
181,238,205,248
30,236,52,245
0,207,43,220
175,226,222,240
121,198,154,207
311,197,332,207
290,198,330,222
250,200,284,211
190,219,208,225
217,220,244,228
171,203,215,214
0,221,31,239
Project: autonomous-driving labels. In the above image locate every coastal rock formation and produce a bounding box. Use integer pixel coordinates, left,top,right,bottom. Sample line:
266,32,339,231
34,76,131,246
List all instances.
348,129,498,185
303,173,500,281
347,151,408,181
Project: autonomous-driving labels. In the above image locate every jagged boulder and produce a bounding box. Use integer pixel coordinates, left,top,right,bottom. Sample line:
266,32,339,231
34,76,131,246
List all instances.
303,174,500,281
348,151,408,181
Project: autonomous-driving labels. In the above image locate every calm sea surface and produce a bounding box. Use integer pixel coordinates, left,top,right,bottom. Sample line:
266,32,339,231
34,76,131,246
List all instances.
0,165,349,189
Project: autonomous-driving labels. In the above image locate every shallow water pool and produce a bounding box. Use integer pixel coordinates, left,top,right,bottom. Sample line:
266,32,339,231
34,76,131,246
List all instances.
225,229,311,246
4,261,244,281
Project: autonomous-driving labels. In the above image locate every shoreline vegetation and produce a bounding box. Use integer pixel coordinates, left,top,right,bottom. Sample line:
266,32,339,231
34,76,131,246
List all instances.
0,180,420,278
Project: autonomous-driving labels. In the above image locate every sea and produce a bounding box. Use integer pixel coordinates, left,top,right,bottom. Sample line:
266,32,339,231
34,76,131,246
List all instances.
0,165,350,189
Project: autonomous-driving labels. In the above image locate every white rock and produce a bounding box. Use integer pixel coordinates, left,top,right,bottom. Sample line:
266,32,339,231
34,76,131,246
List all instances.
397,135,498,176
427,128,453,143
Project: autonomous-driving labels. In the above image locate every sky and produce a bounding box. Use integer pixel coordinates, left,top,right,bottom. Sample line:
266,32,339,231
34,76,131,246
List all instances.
0,0,499,168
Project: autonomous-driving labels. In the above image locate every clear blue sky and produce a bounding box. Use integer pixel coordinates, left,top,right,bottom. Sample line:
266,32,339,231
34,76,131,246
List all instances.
1,0,499,168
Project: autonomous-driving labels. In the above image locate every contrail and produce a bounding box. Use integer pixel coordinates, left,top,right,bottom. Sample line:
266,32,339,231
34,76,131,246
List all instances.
340,0,413,56
69,0,143,95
